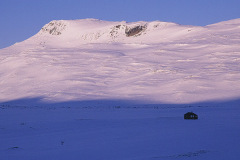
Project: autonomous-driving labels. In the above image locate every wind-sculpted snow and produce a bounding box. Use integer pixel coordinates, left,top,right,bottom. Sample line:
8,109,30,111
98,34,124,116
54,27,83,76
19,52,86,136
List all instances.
0,18,240,104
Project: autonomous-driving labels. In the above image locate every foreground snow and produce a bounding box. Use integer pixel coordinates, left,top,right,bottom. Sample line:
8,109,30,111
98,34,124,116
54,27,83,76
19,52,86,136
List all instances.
1,101,240,160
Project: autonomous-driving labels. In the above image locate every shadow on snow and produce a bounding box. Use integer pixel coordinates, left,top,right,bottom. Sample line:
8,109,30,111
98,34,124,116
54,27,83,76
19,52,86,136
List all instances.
0,97,239,109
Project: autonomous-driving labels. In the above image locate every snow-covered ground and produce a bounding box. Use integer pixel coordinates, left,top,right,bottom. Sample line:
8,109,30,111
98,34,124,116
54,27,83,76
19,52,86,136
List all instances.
1,101,240,160
0,18,240,159
0,18,240,104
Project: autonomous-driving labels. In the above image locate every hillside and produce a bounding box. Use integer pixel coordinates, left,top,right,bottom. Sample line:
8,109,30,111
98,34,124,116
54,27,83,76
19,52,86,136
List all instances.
1,19,240,160
0,18,240,104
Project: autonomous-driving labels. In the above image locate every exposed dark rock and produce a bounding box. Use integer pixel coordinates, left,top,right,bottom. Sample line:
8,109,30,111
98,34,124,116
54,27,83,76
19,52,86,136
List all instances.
41,21,66,35
109,24,126,38
125,25,146,37
115,25,121,29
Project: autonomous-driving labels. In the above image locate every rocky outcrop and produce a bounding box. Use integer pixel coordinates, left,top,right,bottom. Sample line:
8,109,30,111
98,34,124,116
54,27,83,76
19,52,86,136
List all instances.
125,25,146,37
110,24,147,38
41,21,66,35
110,24,126,38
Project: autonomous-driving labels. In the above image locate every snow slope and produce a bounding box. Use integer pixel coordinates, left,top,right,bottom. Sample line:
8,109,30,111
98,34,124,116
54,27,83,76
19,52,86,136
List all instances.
1,18,240,160
0,18,240,104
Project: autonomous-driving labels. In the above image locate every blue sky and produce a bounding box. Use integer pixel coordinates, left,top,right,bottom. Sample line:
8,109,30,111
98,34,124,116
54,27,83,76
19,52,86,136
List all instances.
1,0,240,49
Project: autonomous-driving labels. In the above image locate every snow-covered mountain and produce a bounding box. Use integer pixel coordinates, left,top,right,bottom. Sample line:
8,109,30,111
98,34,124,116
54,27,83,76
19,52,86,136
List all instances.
1,18,240,104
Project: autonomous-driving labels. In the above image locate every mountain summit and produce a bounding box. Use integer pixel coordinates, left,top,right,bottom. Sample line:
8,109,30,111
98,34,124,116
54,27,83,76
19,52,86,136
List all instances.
22,19,203,48
1,19,240,104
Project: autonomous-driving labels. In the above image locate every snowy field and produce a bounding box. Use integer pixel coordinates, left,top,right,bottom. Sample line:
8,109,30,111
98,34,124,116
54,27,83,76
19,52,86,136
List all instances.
1,100,240,160
0,18,240,159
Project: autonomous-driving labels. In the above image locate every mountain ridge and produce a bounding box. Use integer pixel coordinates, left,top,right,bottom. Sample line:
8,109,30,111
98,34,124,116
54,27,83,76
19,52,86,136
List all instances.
0,18,240,104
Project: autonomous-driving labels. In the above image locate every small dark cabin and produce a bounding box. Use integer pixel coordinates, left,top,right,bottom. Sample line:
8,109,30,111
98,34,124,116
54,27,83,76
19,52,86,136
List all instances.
184,112,198,119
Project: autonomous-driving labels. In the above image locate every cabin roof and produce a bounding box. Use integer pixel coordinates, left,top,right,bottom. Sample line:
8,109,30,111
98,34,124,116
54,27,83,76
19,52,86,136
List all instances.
184,112,197,115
